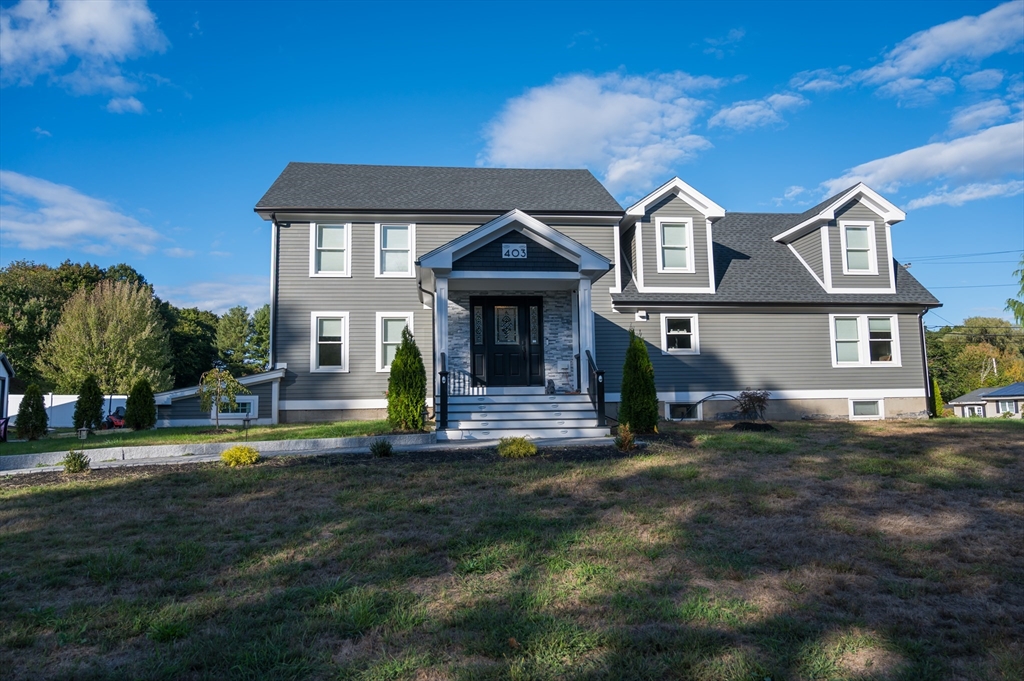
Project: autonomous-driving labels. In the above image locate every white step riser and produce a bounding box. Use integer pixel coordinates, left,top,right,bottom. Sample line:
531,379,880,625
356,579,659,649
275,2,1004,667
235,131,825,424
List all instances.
449,403,595,415
449,394,593,405
449,410,597,421
452,419,601,430
438,427,611,441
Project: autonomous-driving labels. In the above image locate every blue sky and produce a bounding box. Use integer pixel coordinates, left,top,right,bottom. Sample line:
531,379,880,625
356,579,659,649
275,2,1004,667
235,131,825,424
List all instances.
1,0,1022,328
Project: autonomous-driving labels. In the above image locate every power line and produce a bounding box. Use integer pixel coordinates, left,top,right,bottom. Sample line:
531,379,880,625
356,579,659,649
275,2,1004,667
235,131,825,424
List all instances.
911,260,1020,265
904,249,1023,261
928,283,1017,289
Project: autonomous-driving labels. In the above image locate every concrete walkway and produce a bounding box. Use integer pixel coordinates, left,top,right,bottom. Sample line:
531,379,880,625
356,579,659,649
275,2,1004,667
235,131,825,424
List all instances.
0,436,616,476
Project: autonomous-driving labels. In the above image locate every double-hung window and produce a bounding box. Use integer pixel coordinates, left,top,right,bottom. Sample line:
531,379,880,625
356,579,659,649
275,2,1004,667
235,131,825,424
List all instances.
376,312,413,372
830,314,900,367
376,223,415,277
996,400,1016,415
660,314,699,354
655,216,695,273
310,311,349,372
310,223,351,276
839,220,878,275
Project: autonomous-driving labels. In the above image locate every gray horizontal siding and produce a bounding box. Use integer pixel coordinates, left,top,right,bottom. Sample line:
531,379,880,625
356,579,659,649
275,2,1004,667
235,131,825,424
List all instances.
829,201,892,289
453,228,576,271
792,228,824,282
596,310,924,394
640,195,711,289
165,381,274,420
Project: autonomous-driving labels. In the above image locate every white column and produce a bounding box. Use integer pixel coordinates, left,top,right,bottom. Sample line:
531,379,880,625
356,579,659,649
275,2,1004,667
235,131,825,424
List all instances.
434,277,449,393
570,289,580,391
578,278,593,392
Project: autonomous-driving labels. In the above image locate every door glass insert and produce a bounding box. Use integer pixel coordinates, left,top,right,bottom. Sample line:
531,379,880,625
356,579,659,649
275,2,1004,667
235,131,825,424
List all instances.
494,306,519,344
529,306,539,345
473,306,483,345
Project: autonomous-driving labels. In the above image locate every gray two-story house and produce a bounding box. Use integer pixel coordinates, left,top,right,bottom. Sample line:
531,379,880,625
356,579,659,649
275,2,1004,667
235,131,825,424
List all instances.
234,163,940,439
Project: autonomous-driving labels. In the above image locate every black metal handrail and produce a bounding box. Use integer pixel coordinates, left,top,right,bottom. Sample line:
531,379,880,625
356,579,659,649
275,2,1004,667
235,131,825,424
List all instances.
437,353,448,430
585,350,606,426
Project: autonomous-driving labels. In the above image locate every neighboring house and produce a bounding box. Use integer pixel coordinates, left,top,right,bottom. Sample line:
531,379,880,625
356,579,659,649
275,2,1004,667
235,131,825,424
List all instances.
948,383,1024,418
251,163,940,439
153,369,285,427
0,353,14,421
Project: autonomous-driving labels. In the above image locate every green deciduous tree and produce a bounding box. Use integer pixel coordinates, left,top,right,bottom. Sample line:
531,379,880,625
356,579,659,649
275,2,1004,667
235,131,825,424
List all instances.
618,329,658,433
36,280,172,394
197,368,250,429
1007,255,1024,327
387,327,426,431
249,304,271,372
217,305,253,376
160,303,220,388
73,375,105,431
16,384,48,440
124,378,157,430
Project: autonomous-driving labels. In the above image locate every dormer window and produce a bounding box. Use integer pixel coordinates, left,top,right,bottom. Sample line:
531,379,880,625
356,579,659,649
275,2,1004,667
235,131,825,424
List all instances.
840,221,877,275
655,216,695,273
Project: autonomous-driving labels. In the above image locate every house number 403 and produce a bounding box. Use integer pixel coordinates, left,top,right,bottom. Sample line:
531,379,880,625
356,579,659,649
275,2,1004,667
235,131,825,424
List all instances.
502,244,527,259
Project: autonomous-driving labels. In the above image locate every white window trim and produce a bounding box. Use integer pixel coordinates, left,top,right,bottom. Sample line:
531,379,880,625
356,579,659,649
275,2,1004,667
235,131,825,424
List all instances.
828,314,901,368
310,311,350,373
665,401,702,421
654,216,696,274
839,220,878,276
376,311,414,373
965,405,984,417
849,398,885,420
211,395,258,420
660,313,700,355
374,222,416,278
309,223,352,278
996,400,1016,414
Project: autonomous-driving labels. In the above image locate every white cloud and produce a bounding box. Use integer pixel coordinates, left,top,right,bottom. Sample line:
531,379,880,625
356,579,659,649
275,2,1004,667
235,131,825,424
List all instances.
772,185,809,206
105,95,143,113
789,68,850,93
960,69,1005,90
707,92,808,131
948,98,1012,134
164,247,195,258
873,76,956,106
32,125,51,137
821,121,1024,196
0,169,162,254
0,0,167,96
703,28,745,58
481,71,726,194
906,180,1024,208
155,277,269,315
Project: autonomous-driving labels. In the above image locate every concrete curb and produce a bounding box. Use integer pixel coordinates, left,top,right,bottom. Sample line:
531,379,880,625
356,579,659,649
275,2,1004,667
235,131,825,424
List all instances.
0,432,436,472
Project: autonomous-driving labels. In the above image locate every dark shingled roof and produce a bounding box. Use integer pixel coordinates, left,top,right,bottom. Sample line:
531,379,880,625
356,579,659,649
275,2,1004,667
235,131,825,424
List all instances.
613,212,940,307
947,387,997,404
256,163,624,213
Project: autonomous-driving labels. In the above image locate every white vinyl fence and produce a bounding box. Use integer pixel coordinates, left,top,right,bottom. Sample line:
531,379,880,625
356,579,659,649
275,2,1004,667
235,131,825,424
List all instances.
7,394,127,428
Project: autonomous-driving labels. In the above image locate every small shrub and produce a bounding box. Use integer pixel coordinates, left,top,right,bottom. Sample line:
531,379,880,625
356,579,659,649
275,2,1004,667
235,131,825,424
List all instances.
1001,411,1014,419
124,377,156,430
387,327,427,431
15,384,48,440
735,389,771,422
497,436,537,458
221,445,260,467
930,376,944,417
618,328,658,433
61,449,90,473
74,375,105,431
370,438,394,458
614,423,636,452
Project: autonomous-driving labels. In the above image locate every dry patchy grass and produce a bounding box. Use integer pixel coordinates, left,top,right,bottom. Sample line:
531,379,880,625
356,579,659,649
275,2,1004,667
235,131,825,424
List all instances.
0,419,1021,680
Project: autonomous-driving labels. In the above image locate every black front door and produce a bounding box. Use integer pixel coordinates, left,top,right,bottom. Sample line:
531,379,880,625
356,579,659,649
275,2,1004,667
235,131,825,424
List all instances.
470,296,544,387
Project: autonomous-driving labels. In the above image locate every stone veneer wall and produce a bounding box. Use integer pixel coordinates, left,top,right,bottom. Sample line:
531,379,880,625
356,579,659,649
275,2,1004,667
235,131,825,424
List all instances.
448,290,576,393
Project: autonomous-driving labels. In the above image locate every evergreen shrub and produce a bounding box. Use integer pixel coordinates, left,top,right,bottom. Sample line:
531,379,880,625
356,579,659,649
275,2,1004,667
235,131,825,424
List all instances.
124,378,157,430
618,329,658,433
387,327,426,431
930,377,944,418
614,423,636,452
74,375,105,431
221,445,260,467
16,384,49,441
369,439,394,458
61,449,90,473
497,436,537,458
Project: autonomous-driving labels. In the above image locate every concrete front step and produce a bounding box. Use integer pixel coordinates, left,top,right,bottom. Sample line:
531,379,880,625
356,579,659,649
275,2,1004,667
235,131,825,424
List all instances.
450,409,598,421
449,393,592,405
450,403,595,415
438,427,611,441
451,417,602,429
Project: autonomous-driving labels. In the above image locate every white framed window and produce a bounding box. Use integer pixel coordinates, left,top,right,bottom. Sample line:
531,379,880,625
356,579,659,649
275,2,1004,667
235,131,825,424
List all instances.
310,311,349,372
839,220,878,275
211,395,258,420
660,314,700,355
666,402,701,421
376,312,414,372
829,314,900,367
965,405,984,417
309,223,351,277
849,398,884,420
375,223,416,277
655,216,695,273
996,400,1016,414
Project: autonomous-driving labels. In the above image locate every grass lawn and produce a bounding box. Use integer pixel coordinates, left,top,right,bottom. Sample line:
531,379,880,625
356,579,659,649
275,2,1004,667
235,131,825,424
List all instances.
1,419,1022,680
0,420,397,457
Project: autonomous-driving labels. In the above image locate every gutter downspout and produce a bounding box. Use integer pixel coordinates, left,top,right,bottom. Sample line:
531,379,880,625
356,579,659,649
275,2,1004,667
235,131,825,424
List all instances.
269,214,278,370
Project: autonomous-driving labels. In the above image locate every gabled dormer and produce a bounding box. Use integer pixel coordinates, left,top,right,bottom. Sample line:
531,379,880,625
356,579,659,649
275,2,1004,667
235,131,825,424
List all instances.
617,178,725,294
773,183,905,294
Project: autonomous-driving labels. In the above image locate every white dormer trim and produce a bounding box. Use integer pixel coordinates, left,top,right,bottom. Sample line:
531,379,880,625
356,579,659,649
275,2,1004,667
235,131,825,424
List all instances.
772,183,905,244
820,222,897,294
622,177,726,229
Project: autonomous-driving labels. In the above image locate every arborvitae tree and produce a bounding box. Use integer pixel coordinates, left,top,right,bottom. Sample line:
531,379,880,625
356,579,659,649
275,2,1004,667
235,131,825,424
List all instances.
387,327,426,431
124,378,157,430
618,329,658,433
16,384,48,440
73,375,105,431
930,376,944,417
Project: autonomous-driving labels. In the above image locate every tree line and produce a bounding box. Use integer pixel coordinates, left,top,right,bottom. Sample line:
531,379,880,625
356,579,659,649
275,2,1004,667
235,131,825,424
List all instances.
0,260,269,395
